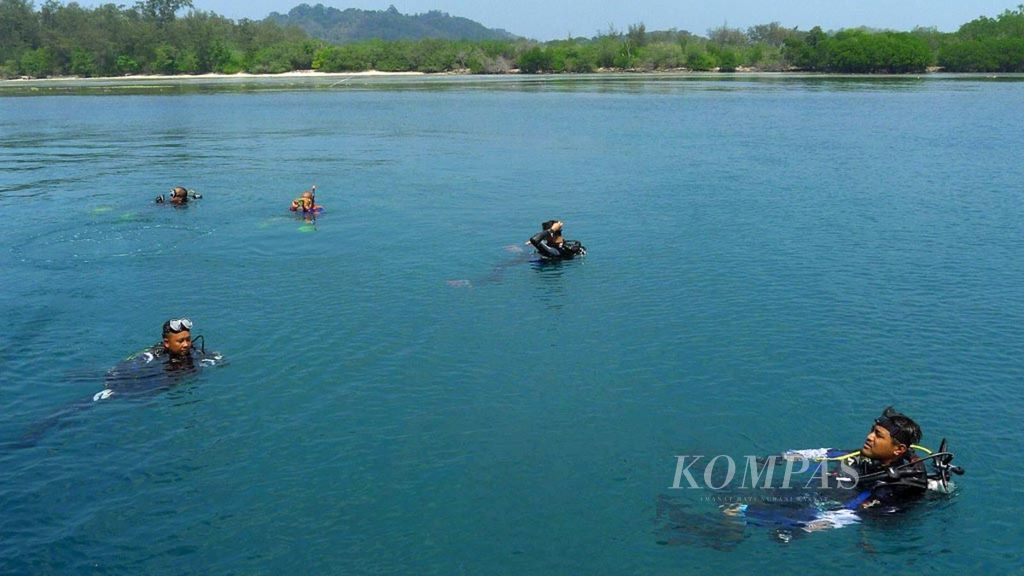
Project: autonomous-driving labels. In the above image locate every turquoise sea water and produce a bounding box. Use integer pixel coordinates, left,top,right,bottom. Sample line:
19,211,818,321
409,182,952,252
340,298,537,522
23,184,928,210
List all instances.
1,74,1022,574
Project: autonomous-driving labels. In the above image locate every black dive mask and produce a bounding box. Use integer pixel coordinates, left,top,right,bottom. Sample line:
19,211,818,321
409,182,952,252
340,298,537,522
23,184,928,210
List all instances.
875,406,915,447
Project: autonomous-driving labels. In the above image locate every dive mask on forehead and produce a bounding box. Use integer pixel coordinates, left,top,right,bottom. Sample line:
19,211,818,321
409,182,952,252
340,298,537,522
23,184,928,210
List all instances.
875,406,910,446
167,318,193,332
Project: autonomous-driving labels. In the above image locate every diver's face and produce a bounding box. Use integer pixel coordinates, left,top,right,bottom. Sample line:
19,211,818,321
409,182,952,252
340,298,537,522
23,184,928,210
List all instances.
163,330,192,357
861,424,904,462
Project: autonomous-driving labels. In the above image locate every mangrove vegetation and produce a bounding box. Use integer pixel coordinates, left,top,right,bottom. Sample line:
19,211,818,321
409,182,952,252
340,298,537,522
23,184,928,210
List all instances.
1,0,1023,78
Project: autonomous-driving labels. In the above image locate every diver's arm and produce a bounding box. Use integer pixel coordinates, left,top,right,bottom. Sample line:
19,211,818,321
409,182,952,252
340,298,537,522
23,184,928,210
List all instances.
854,458,928,510
197,350,226,367
859,487,896,510
863,476,927,509
529,231,561,258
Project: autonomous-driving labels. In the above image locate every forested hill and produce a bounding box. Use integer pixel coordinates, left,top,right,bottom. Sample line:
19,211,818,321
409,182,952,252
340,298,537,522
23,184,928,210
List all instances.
266,4,517,43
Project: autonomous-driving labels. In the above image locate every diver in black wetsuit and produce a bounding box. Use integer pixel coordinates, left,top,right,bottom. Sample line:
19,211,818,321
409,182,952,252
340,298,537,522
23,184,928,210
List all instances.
837,406,928,511
95,317,222,401
719,407,934,536
11,319,222,449
528,220,586,260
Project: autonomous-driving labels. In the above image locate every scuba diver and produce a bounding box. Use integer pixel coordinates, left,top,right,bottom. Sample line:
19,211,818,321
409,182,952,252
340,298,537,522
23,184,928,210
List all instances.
528,220,586,260
837,406,930,510
155,186,202,205
720,407,964,536
290,185,323,214
94,317,223,401
10,318,223,449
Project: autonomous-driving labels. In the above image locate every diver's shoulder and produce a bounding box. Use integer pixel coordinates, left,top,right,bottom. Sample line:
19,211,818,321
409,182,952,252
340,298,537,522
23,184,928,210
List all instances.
124,343,166,363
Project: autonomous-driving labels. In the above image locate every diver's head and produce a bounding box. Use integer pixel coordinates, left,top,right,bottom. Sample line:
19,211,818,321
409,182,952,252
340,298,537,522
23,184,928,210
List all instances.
170,187,189,204
861,407,922,464
162,317,193,358
302,190,313,200
542,220,564,242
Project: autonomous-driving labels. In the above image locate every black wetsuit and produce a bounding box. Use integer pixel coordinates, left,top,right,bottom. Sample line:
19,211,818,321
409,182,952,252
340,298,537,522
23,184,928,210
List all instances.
842,453,929,511
97,344,223,401
12,345,222,448
715,452,930,536
529,230,586,260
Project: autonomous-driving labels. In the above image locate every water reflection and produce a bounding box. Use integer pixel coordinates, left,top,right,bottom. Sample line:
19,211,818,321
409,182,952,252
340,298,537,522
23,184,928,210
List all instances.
530,257,581,310
655,494,747,550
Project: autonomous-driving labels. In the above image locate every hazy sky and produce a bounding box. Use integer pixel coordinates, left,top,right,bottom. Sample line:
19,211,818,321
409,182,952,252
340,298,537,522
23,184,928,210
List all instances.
81,0,1018,40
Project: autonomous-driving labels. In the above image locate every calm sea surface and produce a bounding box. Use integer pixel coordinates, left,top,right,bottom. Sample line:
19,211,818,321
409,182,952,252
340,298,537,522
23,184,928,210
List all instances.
1,74,1022,574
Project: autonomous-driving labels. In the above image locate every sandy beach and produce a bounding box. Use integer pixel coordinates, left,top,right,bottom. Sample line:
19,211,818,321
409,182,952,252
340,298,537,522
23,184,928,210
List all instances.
2,68,1007,87
2,69,429,83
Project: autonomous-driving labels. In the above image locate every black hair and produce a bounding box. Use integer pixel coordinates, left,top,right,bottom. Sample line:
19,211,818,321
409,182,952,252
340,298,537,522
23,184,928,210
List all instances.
542,220,557,231
879,407,922,447
891,414,922,447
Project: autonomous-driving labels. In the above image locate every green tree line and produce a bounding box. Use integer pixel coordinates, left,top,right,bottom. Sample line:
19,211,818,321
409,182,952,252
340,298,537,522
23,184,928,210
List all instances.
2,0,1023,78
781,6,1024,73
1,0,319,77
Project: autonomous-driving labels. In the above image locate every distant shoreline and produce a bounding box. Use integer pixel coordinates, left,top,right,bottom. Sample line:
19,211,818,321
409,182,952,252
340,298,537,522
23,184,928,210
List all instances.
2,70,428,83
4,68,1022,85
